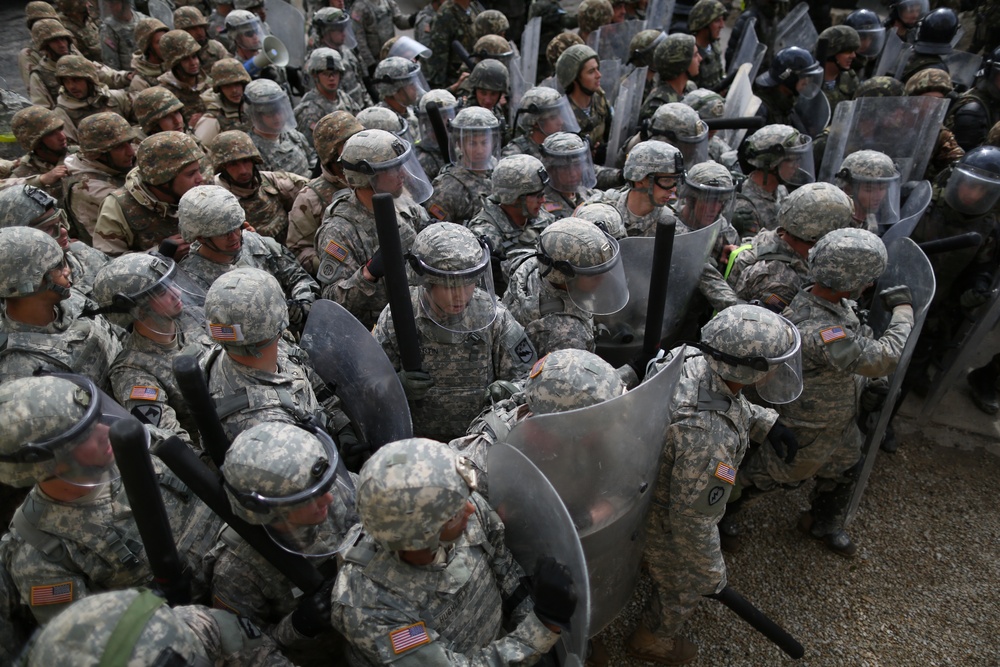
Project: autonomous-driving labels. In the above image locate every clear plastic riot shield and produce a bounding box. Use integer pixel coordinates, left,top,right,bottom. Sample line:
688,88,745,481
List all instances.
487,443,590,666
594,220,721,364
299,299,413,449
502,350,683,635
845,237,935,526
148,0,174,29
604,65,646,168
508,54,529,119
773,2,817,53
874,30,908,78
726,16,768,84
944,50,983,90
880,179,932,245
816,96,948,184
643,0,676,33
599,58,622,107
718,63,761,151
587,21,645,64
264,0,306,68
790,88,830,138
520,17,541,90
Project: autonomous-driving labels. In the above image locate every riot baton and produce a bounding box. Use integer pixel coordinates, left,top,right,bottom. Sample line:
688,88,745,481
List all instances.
917,232,982,255
706,585,805,659
109,419,190,605
172,354,229,468
154,435,326,594
641,218,676,362
373,193,423,373
705,116,766,132
426,100,451,162
451,40,476,71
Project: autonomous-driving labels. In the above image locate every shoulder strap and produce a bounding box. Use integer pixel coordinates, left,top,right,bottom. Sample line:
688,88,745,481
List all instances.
12,504,72,568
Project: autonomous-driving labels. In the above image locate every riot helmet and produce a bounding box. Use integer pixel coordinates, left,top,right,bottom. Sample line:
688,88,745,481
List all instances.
0,226,69,300
91,253,203,333
416,89,458,153
975,46,1000,98
178,184,247,258
913,7,958,55
887,0,928,31
573,201,626,239
537,217,628,315
623,140,684,208
387,35,432,62
744,124,814,187
540,132,596,194
471,35,515,67
306,46,346,76
844,9,886,59
313,7,357,50
835,150,901,231
677,161,734,229
244,78,296,134
682,88,725,122
339,129,432,203
225,9,266,53
756,46,823,99
525,349,626,415
373,56,428,106
647,102,709,167
809,227,888,294
0,185,70,250
627,29,666,67
515,86,581,137
448,106,501,171
943,146,1000,216
204,267,289,357
490,154,549,222
777,182,854,243
356,106,412,142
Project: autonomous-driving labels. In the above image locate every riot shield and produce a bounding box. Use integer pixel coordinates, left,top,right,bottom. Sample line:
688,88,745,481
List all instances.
594,220,720,365
816,96,948,184
520,17,541,89
726,17,767,84
503,350,683,635
874,30,908,78
772,2,817,53
508,54,529,119
790,88,830,138
299,299,413,449
488,443,590,666
845,237,935,526
944,50,983,90
718,63,761,151
604,65,645,168
264,0,306,68
587,21,645,64
880,179,932,245
643,0,675,33
599,58,622,107
148,0,174,28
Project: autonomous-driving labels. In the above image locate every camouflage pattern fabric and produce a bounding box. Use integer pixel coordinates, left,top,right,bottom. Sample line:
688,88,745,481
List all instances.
65,241,111,297
287,172,347,275
53,87,133,146
415,144,447,182
212,170,307,244
900,53,948,84
156,71,213,125
101,11,148,70
693,41,724,90
425,165,492,225
58,12,103,62
732,177,788,235
333,46,375,114
251,130,314,179
193,94,254,145
93,168,183,257
8,152,65,205
198,40,231,72
414,3,436,46
753,83,796,127
294,90,363,148
374,286,537,441
541,183,593,220
129,53,166,92
427,0,485,88
350,0,414,70
639,80,696,124
62,153,129,246
448,397,530,500
467,196,556,291
925,127,965,182
591,186,681,238
727,228,808,313
569,88,610,154
821,69,859,114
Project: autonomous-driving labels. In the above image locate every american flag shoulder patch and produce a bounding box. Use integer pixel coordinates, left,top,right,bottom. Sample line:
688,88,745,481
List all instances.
819,326,847,344
389,622,431,654
31,581,73,606
209,323,244,342
324,239,349,262
129,385,160,401
764,292,787,309
427,203,448,220
714,461,736,484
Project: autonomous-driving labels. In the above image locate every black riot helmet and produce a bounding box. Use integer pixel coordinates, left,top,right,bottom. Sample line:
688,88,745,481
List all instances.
913,7,958,55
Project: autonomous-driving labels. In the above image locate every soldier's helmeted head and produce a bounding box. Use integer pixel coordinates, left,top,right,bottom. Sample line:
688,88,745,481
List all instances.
472,35,514,67
223,421,359,556
627,29,665,68
623,139,684,208
654,33,700,81
92,253,197,331
677,161,734,228
159,29,202,78
808,227,887,294
204,267,289,358
855,76,905,99
835,150,901,229
174,6,210,46
975,45,1000,98
313,110,363,176
699,304,802,403
0,185,69,250
136,131,205,198
178,184,247,257
886,0,928,31
339,129,433,203
540,132,596,194
525,349,625,415
448,106,501,171
844,8,887,59
415,89,458,152
356,438,477,552
536,217,628,315
555,44,601,96
688,0,726,38
357,106,411,139
374,57,427,107
0,226,70,302
134,17,169,60
682,88,725,123
491,154,549,220
77,112,138,172
647,103,709,167
30,18,73,58
210,58,251,103
11,105,66,158
56,54,99,100
577,0,613,35
545,31,584,70
756,46,823,99
244,79,297,136
306,47,346,97
904,67,952,97
573,201,626,239
468,59,510,110
777,182,854,252
515,86,581,140
313,7,357,50
225,9,265,53
474,9,509,39
819,25,860,72
25,1,59,30
208,130,263,186
913,7,957,55
134,86,186,134
743,124,814,186
942,146,1000,217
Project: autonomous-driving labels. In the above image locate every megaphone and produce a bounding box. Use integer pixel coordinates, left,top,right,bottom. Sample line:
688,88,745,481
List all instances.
243,35,289,77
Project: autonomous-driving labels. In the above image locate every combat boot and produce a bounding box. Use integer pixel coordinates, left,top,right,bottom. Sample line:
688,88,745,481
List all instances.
967,365,999,415
625,626,698,665
718,513,742,553
798,512,857,558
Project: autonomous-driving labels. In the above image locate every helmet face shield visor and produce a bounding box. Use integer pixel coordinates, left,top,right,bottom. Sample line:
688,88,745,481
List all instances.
411,242,498,333
388,35,431,62
531,96,581,137
319,16,357,50
679,181,735,229
449,125,501,171
944,165,1000,216
855,26,886,58
126,264,207,336
416,104,456,151
754,321,803,404
673,121,709,168
247,95,297,134
232,16,267,53
563,235,629,315
777,136,815,188
542,143,597,194
795,63,825,100
842,173,901,233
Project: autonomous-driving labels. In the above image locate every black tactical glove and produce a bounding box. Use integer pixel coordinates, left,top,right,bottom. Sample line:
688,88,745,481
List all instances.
859,379,890,413
484,379,520,403
336,424,370,472
766,421,800,464
407,12,417,26
729,205,757,237
960,273,994,309
286,66,306,96
291,579,335,638
878,285,912,310
529,556,577,631
398,369,435,400
287,299,312,327
365,248,385,280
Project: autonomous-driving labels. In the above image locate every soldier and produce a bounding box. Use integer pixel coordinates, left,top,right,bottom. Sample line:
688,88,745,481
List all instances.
93,131,205,257
244,79,315,178
426,0,483,88
627,29,666,103
424,107,498,225
639,33,702,124
730,229,913,557
54,0,103,63
295,49,360,148
21,588,295,667
900,8,957,84
413,89,458,181
315,129,428,328
52,55,133,145
905,69,965,182
8,106,70,201
624,102,708,171
818,25,861,113
627,304,800,665
62,112,135,245
224,10,287,86
26,18,113,109
502,86,579,160
946,46,1000,151
175,5,230,72
687,0,726,90
326,438,571,665
128,18,170,92
593,140,684,238
556,45,611,162
544,31,584,79
843,8,886,81
503,216,627,356
730,124,812,236
538,132,598,218
576,0,612,44
133,86,187,138
574,200,627,239
460,59,509,140
157,30,213,127
287,112,362,275
0,227,120,388
204,130,304,244
350,0,415,75
99,0,148,70
728,182,855,312
673,161,739,261
311,7,374,114
834,150,902,234
971,0,1000,55
753,47,824,127
413,0,441,47
91,253,213,447
373,57,426,144
177,185,318,327
194,57,254,145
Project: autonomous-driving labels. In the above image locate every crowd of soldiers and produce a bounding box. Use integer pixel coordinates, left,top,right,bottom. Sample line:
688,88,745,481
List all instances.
0,0,999,664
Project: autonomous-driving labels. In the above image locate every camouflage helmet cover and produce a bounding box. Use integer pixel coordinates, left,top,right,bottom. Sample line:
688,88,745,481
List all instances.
408,222,487,278
546,31,584,68
904,67,952,95
572,201,626,238
224,8,259,31
159,29,202,70
11,105,64,152
654,33,697,80
204,267,289,355
777,182,854,242
525,348,625,414
210,58,252,89
137,131,204,186
56,54,99,85
373,56,422,97
515,85,564,133
808,227,887,292
356,106,407,134
649,102,706,141
744,123,805,171
208,130,263,172
556,44,599,91
0,184,60,229
313,110,363,166
855,76,905,98
78,112,137,155
244,78,287,105
0,226,65,299
339,128,411,190
700,304,799,386
418,89,458,113
472,34,513,59
356,438,475,551
306,47,345,74
577,0,613,34
687,0,726,34
91,252,177,327
491,154,549,205
134,17,169,55
682,88,726,120
173,5,209,29
474,9,509,39
628,29,665,67
30,18,73,51
837,149,899,181
25,1,59,28
178,184,245,240
623,139,684,183
680,159,733,199
234,0,264,9
537,216,616,284
468,58,509,92
818,24,861,56
451,105,500,129
134,86,185,132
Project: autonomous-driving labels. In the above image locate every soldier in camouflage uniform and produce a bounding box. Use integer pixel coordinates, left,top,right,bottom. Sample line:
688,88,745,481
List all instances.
905,69,965,182
374,223,537,440
178,185,318,327
8,106,70,202
413,0,441,47
628,304,797,665
99,0,148,70
753,47,824,127
204,131,306,245
55,0,103,63
945,46,1000,151
244,79,315,178
134,86,188,138
576,0,612,44
459,59,510,143
156,30,213,127
288,112,363,275
92,253,213,448
93,131,205,256
732,229,913,557
425,106,498,225
373,57,425,145
22,588,294,667
52,55,133,145
128,17,169,92
210,421,358,661
818,25,861,114
673,160,739,262
502,86,578,164
350,0,415,74
413,89,458,181
730,124,811,237
426,0,483,88
175,6,230,72
18,2,66,88
327,438,570,665
592,140,683,238
538,132,598,219
295,49,361,148
556,45,611,162
639,33,702,124
311,8,374,115
193,57,254,145
0,373,220,623
833,150,901,234
682,88,732,165
688,0,726,90
503,217,627,357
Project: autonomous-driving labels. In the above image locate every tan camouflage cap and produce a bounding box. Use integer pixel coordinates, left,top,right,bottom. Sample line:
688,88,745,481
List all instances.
178,184,244,240
78,111,137,155
904,67,953,96
0,226,65,299
204,267,289,354
31,18,73,51
808,227,887,292
778,181,854,243
491,154,548,204
134,86,185,133
474,9,509,39
688,0,726,34
11,105,64,152
701,304,798,385
577,0,613,33
173,5,209,29
546,31,584,68
159,29,201,70
210,58,252,89
134,17,169,55
137,131,204,186
314,111,363,166
538,217,617,285
525,348,625,414
654,33,697,79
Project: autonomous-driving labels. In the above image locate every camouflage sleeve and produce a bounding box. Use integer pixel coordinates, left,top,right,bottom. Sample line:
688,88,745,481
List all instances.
473,494,528,605
174,606,295,667
746,401,779,445
259,229,320,303
373,305,402,370
97,63,132,89
426,9,454,88
273,171,309,212
350,3,379,69
28,71,55,108
734,261,797,312
110,365,193,445
697,262,741,312
294,102,321,147
493,307,538,380
524,314,594,358
818,307,914,378
210,549,282,632
100,24,123,70
6,539,88,624
390,0,412,29
286,187,324,274
315,216,381,312
93,196,134,256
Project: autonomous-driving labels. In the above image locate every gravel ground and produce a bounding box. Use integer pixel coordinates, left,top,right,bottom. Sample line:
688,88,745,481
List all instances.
595,430,1000,667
